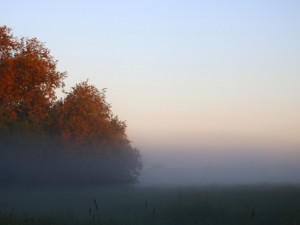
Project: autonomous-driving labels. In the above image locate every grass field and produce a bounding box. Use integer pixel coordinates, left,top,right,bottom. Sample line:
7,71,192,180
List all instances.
1,184,300,225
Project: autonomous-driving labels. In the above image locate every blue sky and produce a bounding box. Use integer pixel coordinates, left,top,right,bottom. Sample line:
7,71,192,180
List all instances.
1,0,300,157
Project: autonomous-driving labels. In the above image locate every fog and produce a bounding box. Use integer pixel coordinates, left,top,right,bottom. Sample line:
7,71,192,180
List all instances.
0,136,140,188
1,138,300,225
1,136,300,187
139,145,300,186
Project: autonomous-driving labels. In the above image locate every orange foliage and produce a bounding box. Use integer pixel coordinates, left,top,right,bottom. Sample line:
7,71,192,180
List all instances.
0,26,66,123
1,26,138,159
52,81,128,151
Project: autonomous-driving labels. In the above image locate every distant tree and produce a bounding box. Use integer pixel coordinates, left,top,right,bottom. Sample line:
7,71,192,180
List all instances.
0,26,66,127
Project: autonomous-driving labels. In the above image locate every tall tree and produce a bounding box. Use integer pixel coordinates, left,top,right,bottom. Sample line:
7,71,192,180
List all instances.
0,26,66,126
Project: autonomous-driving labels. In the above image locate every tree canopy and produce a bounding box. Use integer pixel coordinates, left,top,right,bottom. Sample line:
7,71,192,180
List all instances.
0,26,141,185
52,81,112,149
0,26,66,124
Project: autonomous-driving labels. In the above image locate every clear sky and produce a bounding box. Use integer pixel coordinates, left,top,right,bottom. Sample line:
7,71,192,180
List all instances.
1,0,300,159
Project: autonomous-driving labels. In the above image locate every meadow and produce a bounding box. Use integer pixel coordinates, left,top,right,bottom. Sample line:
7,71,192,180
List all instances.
1,184,300,225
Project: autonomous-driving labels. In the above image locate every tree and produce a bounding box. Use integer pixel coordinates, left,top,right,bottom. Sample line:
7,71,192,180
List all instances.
0,26,141,185
51,81,111,149
0,26,66,126
51,81,135,152
49,81,141,183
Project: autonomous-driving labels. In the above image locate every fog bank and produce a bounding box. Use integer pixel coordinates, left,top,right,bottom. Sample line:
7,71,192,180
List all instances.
139,145,300,186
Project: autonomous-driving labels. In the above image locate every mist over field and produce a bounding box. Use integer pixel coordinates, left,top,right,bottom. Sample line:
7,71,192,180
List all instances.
1,136,300,187
140,145,300,186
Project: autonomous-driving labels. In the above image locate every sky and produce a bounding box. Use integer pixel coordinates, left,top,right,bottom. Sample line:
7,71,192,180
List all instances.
1,0,300,166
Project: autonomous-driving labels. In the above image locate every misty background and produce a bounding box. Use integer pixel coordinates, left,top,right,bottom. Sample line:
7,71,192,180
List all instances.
140,145,300,185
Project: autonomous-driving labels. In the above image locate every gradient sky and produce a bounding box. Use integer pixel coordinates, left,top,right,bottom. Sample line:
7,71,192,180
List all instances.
1,0,300,158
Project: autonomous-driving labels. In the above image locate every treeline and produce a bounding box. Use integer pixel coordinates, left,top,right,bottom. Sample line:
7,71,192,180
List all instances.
0,26,141,186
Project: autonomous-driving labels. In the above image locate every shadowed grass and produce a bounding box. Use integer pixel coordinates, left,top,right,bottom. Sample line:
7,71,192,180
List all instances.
0,185,300,225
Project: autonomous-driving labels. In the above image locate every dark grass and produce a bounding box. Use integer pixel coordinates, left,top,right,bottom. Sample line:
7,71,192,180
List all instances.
1,184,300,225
